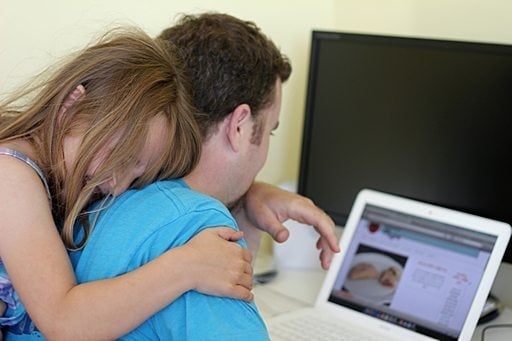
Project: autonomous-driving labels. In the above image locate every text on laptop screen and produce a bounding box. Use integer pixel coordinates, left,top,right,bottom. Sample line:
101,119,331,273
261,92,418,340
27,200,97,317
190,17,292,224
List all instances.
328,204,497,340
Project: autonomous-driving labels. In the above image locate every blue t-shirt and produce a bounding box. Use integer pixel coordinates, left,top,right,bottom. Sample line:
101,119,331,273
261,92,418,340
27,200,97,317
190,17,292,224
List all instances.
71,179,269,340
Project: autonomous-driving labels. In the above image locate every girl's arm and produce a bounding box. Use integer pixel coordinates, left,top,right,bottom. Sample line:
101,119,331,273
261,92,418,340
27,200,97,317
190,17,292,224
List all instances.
0,301,5,340
0,158,252,340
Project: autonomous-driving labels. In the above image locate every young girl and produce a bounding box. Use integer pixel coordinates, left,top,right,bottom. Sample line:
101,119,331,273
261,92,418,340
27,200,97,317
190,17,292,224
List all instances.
0,27,253,339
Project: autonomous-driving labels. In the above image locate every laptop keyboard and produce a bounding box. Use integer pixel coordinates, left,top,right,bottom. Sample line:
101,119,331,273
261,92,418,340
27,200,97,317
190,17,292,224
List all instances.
268,313,379,341
253,285,309,317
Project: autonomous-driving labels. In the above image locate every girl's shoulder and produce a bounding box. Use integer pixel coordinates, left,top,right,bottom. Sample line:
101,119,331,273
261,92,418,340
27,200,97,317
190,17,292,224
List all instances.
0,146,51,200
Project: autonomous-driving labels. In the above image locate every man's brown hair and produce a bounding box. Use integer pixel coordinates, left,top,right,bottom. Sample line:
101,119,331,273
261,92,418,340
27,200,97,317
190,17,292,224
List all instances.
159,12,292,138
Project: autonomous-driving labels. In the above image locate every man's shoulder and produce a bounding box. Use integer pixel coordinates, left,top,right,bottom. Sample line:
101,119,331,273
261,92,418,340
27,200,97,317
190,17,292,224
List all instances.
88,179,236,246
154,179,229,214
116,179,230,218
124,290,269,340
73,179,238,279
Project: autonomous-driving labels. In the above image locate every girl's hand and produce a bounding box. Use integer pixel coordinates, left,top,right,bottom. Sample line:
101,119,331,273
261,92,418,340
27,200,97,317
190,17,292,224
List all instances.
183,227,254,301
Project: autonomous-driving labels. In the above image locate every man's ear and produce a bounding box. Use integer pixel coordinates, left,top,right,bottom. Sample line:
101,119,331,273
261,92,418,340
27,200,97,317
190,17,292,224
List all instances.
226,103,252,152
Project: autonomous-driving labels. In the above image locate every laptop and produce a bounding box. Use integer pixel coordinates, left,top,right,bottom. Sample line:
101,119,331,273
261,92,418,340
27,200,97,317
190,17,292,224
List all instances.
266,189,511,340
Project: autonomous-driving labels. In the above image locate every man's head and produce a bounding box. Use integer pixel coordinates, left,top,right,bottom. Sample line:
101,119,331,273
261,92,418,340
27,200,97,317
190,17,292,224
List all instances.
159,13,292,205
158,12,291,139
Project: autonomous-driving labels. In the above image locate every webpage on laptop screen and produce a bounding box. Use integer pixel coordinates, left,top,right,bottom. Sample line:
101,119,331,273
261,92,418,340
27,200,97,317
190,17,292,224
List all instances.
328,205,497,340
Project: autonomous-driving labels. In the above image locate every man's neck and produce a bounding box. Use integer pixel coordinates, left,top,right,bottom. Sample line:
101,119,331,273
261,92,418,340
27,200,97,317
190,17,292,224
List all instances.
182,144,229,205
183,172,223,203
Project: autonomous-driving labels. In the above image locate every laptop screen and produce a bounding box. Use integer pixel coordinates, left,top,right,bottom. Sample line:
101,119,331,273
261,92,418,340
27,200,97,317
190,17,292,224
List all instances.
328,204,497,340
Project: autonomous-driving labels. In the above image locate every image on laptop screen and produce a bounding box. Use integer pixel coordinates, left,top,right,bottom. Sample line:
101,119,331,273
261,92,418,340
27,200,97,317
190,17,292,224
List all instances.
328,204,497,340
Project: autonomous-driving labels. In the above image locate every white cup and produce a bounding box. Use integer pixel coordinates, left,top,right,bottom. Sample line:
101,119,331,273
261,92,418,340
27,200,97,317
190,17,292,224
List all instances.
273,219,322,270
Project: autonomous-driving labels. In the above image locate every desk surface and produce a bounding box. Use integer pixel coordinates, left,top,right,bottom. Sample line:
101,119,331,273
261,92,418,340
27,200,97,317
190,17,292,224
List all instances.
254,268,512,341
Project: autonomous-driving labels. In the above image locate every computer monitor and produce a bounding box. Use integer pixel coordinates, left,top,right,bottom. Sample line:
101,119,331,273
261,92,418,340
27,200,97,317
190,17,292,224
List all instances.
298,30,512,263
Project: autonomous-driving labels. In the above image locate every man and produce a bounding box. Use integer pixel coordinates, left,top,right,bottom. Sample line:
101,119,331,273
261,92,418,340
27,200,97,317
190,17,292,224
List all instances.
158,13,338,267
72,13,338,339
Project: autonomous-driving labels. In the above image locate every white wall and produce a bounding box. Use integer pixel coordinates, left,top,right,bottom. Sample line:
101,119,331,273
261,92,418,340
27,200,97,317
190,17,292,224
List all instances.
333,0,512,44
2,0,512,187
0,0,337,186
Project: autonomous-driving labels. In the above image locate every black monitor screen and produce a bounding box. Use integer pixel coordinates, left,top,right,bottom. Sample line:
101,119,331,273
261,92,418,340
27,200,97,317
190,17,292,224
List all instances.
298,31,512,263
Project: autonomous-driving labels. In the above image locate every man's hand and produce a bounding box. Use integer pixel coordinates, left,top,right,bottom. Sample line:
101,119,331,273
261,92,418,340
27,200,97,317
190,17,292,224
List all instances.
233,182,340,270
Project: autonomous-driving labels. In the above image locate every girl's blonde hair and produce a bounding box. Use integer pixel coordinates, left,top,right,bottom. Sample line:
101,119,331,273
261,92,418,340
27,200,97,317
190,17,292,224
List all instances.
0,27,202,249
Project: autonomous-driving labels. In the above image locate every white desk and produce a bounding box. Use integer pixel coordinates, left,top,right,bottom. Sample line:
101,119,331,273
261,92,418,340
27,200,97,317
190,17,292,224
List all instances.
254,268,512,341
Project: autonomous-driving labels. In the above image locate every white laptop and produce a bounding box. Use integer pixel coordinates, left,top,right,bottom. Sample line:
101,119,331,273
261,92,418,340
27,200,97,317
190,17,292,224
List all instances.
266,189,511,341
